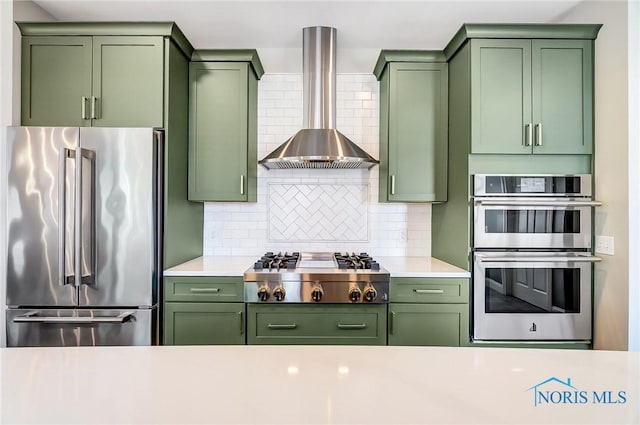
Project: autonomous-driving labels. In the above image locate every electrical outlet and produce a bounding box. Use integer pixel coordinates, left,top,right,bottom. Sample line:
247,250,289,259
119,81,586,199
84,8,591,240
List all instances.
595,235,615,255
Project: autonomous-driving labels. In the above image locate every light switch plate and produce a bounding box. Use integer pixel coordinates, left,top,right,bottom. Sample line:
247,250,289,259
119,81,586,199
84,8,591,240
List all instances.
595,235,615,255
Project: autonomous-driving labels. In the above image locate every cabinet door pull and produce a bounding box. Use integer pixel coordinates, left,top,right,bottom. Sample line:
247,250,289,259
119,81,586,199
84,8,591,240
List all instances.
535,123,543,146
414,289,445,294
390,175,396,195
267,323,297,329
90,96,97,119
240,175,245,195
238,311,244,335
81,96,88,120
389,311,396,335
337,323,367,330
189,287,220,293
525,123,532,146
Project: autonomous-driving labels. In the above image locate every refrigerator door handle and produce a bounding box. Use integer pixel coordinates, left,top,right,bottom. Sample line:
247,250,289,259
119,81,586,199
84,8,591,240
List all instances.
13,311,134,324
58,148,76,286
76,147,97,286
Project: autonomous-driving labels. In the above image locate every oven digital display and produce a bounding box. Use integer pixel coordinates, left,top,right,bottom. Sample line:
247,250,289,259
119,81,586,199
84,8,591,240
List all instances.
520,177,545,193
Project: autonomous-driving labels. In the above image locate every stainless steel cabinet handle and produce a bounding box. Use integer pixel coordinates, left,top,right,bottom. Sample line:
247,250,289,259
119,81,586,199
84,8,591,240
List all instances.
240,175,245,195
58,148,75,286
390,175,396,195
267,323,297,329
474,199,602,207
525,123,532,147
189,287,220,293
337,323,367,329
475,255,601,263
90,96,97,119
13,311,134,324
238,311,244,335
535,123,543,146
81,96,88,120
414,289,445,294
389,311,396,335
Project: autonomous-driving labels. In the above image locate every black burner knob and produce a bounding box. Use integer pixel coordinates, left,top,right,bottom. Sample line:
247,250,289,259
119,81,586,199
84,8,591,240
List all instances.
257,285,270,302
311,285,324,302
363,285,378,302
273,285,286,301
348,286,362,302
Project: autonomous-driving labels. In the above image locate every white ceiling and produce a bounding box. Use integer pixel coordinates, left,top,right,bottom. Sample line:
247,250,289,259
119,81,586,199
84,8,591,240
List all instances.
31,0,587,72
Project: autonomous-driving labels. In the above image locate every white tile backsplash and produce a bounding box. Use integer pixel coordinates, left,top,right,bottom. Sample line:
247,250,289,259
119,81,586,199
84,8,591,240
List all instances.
203,73,431,257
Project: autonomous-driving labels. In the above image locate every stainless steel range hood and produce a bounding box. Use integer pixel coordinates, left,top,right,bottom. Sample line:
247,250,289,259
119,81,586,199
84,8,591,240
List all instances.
259,27,379,170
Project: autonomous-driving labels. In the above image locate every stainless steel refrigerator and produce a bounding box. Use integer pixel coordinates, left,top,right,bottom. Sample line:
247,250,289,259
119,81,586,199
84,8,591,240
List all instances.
5,127,162,346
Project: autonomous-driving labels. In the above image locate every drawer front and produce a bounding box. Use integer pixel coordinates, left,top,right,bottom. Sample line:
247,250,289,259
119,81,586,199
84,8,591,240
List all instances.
164,302,245,345
388,303,469,347
390,278,469,303
247,304,386,345
164,277,243,302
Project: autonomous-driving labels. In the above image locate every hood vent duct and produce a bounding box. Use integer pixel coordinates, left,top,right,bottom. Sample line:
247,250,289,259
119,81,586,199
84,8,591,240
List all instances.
259,26,379,170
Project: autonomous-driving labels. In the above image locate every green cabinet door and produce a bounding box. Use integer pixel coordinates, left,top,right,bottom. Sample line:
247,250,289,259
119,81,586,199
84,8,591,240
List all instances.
247,304,387,345
381,62,448,202
388,303,469,347
21,36,92,127
531,40,593,154
471,39,532,154
164,302,245,345
92,36,164,127
189,62,255,202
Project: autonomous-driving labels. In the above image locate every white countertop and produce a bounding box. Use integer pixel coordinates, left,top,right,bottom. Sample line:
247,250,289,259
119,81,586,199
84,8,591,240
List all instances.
1,345,638,424
164,256,470,278
164,256,256,276
376,256,470,278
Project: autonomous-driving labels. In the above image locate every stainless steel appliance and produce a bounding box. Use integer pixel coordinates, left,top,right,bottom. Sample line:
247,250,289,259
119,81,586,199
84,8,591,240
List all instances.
6,127,162,347
472,174,600,341
244,252,389,303
259,27,379,169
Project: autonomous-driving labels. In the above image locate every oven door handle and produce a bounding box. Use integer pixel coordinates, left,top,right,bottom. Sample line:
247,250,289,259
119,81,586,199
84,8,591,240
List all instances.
475,255,602,263
474,199,602,207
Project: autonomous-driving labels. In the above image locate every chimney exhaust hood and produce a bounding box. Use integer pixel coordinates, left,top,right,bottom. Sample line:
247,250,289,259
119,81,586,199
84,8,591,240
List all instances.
259,27,379,170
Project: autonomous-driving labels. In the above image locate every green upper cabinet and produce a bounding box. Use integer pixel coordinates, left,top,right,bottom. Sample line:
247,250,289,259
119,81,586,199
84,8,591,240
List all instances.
18,23,192,128
469,37,594,155
21,36,92,127
374,51,448,202
91,36,164,127
188,51,263,202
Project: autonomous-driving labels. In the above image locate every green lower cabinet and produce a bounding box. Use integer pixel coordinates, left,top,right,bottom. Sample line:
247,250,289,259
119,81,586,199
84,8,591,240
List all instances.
247,304,387,345
388,303,468,347
164,302,245,345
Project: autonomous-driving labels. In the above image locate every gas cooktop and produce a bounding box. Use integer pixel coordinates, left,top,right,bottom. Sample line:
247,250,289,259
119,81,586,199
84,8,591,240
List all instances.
243,252,390,303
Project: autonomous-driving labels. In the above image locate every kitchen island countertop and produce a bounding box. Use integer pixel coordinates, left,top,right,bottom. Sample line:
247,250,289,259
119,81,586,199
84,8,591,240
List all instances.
164,255,470,278
1,345,638,424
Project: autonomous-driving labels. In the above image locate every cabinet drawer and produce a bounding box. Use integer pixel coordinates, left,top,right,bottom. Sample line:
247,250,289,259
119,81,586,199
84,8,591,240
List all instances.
164,277,243,302
390,278,469,303
247,304,386,345
164,302,245,345
389,303,469,347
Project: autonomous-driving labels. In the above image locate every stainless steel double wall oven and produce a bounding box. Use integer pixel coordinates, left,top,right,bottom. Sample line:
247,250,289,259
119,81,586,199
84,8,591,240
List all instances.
472,175,601,341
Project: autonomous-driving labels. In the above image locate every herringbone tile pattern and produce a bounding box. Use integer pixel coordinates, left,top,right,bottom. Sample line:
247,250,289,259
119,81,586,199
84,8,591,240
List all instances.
268,184,368,242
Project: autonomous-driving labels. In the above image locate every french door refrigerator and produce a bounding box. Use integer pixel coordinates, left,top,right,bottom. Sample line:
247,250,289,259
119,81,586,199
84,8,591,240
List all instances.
6,127,163,346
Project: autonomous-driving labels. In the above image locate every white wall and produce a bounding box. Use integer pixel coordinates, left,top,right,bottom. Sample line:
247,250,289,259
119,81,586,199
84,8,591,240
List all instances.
560,1,629,350
0,0,54,347
203,73,431,257
628,0,640,352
